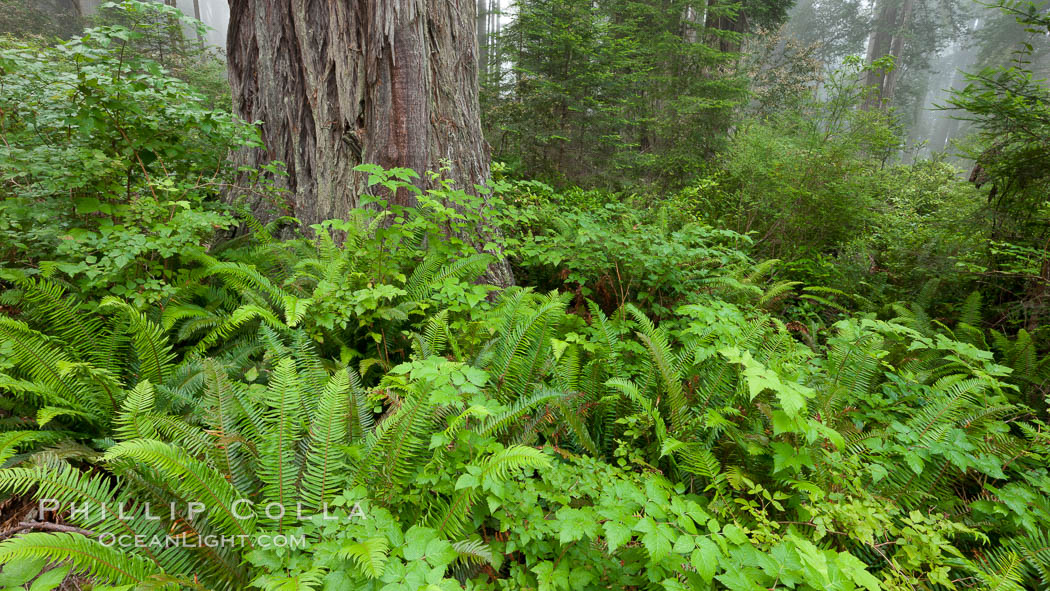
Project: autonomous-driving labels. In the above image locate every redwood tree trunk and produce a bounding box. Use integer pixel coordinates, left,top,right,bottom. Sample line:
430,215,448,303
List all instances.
863,0,911,110
880,0,913,104
227,0,512,285
476,0,488,82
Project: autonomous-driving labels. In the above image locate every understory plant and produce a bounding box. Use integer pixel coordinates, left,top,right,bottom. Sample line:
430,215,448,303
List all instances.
1,238,1047,588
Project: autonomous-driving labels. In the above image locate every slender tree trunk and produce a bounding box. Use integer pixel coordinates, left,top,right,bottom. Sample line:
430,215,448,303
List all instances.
880,0,913,104
863,0,895,108
488,0,498,72
704,0,745,53
682,4,700,44
227,0,513,285
477,0,489,82
192,0,203,45
863,0,913,110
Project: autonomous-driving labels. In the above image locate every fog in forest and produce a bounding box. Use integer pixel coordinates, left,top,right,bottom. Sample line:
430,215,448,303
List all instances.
190,0,227,47
783,0,1049,165
3,0,227,47
473,0,1048,167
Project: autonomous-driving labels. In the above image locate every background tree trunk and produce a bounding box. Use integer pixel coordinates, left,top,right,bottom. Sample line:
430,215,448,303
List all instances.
704,0,746,53
227,0,512,285
192,0,203,45
880,0,913,104
477,0,489,82
863,0,894,107
863,0,912,110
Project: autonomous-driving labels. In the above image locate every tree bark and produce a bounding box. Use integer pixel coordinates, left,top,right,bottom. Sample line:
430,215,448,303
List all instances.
477,0,488,82
880,0,913,104
705,0,745,53
227,0,513,285
192,0,203,45
863,0,894,107
863,0,912,110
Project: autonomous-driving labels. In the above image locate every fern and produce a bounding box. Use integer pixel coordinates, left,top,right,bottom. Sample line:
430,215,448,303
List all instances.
99,297,176,384
0,431,65,466
104,439,256,538
193,304,287,354
476,388,561,438
339,537,389,579
0,316,109,421
187,253,293,310
0,532,159,584
431,445,550,540
13,276,106,363
0,462,222,577
351,385,434,498
257,357,303,529
628,304,689,434
299,370,351,511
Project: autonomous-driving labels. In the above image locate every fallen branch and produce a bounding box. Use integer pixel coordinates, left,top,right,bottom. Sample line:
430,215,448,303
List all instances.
0,521,95,542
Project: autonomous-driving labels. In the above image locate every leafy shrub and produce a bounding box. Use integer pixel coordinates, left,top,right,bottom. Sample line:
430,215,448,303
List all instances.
500,183,754,317
0,0,83,39
0,13,258,304
3,230,1046,587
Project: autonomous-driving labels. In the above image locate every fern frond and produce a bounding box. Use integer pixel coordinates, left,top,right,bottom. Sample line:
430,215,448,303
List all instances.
161,303,211,331
113,380,158,440
188,254,292,310
974,549,1028,591
758,280,800,309
299,370,351,511
0,533,158,585
345,369,374,443
257,357,303,528
476,388,561,438
339,537,388,579
414,310,450,358
451,538,495,565
103,439,256,538
628,305,688,434
194,304,287,354
14,276,105,362
352,387,433,497
606,377,667,443
587,300,622,375
0,463,173,570
959,291,984,328
433,446,550,539
0,317,106,420
0,431,64,465
405,253,494,302
490,291,568,401
98,297,176,385
671,442,725,496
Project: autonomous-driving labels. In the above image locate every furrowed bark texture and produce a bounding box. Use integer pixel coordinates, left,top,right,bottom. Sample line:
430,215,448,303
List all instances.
862,0,912,109
227,0,511,285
